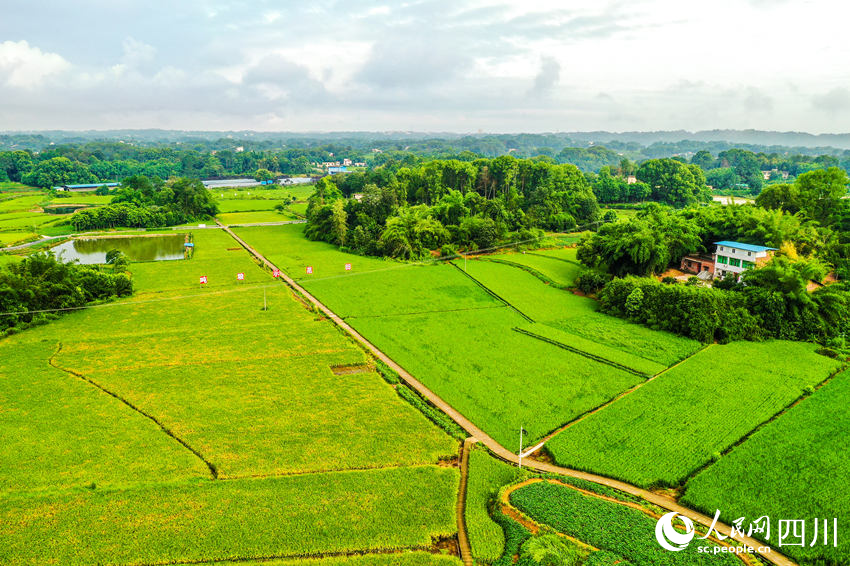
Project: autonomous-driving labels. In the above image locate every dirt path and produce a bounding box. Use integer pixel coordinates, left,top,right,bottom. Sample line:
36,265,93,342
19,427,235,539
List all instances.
456,438,475,566
220,224,796,566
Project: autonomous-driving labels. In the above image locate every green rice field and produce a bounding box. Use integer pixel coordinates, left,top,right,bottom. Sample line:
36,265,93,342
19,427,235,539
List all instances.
458,258,700,366
510,481,740,565
0,466,458,565
546,341,843,487
466,449,527,563
682,370,850,564
218,210,299,224
485,251,581,286
0,226,462,564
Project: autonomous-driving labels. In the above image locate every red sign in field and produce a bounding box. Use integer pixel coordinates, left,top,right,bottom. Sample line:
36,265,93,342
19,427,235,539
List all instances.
237,272,245,281
306,266,313,274
345,263,352,271
273,269,281,278
199,276,207,284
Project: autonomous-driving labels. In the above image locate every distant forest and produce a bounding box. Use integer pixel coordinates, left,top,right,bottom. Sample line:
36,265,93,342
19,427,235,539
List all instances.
2,130,850,191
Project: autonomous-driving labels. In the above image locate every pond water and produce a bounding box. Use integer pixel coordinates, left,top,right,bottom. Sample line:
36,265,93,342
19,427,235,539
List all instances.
44,204,89,215
51,235,188,264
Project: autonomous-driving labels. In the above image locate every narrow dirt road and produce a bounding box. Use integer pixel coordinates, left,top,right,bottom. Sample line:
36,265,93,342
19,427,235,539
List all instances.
220,224,795,566
456,438,475,566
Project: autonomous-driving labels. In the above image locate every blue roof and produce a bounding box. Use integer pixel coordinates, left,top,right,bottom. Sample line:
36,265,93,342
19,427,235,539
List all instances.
65,183,118,188
714,241,776,253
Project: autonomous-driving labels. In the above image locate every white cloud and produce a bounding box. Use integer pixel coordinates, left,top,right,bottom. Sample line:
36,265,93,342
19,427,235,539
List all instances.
0,40,70,88
2,1,850,132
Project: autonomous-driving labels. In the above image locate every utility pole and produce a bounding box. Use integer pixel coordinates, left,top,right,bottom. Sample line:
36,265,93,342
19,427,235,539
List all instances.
518,426,524,469
263,288,267,311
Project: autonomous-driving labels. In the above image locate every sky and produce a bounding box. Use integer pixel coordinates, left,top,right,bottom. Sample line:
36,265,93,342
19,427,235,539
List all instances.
1,0,850,133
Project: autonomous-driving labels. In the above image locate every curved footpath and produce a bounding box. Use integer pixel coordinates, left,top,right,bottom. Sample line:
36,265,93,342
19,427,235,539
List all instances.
220,224,795,566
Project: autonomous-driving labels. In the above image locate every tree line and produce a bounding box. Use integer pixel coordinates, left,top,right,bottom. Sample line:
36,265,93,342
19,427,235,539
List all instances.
71,176,218,231
0,252,133,336
304,156,603,259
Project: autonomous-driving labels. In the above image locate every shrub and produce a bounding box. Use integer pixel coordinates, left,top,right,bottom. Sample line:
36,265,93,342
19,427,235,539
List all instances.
574,268,610,294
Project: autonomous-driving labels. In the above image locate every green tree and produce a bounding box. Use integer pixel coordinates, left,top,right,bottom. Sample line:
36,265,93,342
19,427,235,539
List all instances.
577,204,701,276
795,167,848,225
254,168,275,183
21,156,97,188
636,158,709,207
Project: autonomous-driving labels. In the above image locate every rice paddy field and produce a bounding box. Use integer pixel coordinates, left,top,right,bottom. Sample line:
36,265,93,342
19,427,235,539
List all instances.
681,370,850,564
465,449,528,563
0,186,77,248
236,226,647,448
545,341,843,487
510,481,741,565
483,250,581,287
235,224,391,277
457,258,701,367
0,227,462,564
6,216,850,565
217,209,299,224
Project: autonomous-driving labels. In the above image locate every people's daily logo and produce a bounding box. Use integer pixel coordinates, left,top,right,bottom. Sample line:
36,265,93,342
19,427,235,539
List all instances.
655,512,695,551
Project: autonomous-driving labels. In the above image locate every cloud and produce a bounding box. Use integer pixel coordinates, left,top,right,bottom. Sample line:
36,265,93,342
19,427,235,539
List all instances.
122,37,157,69
0,40,70,88
242,54,330,103
529,56,560,96
355,35,474,89
743,87,774,113
812,88,850,114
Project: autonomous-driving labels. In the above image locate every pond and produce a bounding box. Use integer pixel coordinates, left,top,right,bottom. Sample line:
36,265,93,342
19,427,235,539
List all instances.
51,235,188,264
43,204,90,215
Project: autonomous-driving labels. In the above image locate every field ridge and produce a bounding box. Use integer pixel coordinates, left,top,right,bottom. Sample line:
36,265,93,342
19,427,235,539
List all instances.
482,257,569,289
513,326,650,378
449,262,534,322
523,344,710,458
677,361,848,488
48,341,219,479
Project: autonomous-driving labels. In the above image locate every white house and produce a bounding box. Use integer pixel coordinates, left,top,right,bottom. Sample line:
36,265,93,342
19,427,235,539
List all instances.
714,241,776,280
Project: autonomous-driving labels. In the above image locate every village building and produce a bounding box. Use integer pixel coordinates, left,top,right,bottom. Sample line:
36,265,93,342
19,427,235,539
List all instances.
52,183,119,192
679,253,716,280
679,240,776,281
714,241,776,280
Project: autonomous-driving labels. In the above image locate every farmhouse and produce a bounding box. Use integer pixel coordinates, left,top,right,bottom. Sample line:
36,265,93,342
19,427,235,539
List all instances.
679,253,715,279
714,241,776,280
679,240,776,281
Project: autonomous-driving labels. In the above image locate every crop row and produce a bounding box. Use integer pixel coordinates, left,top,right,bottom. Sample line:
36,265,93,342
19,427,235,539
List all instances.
546,340,843,487
510,481,741,565
0,466,459,565
457,258,700,366
682,369,850,565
